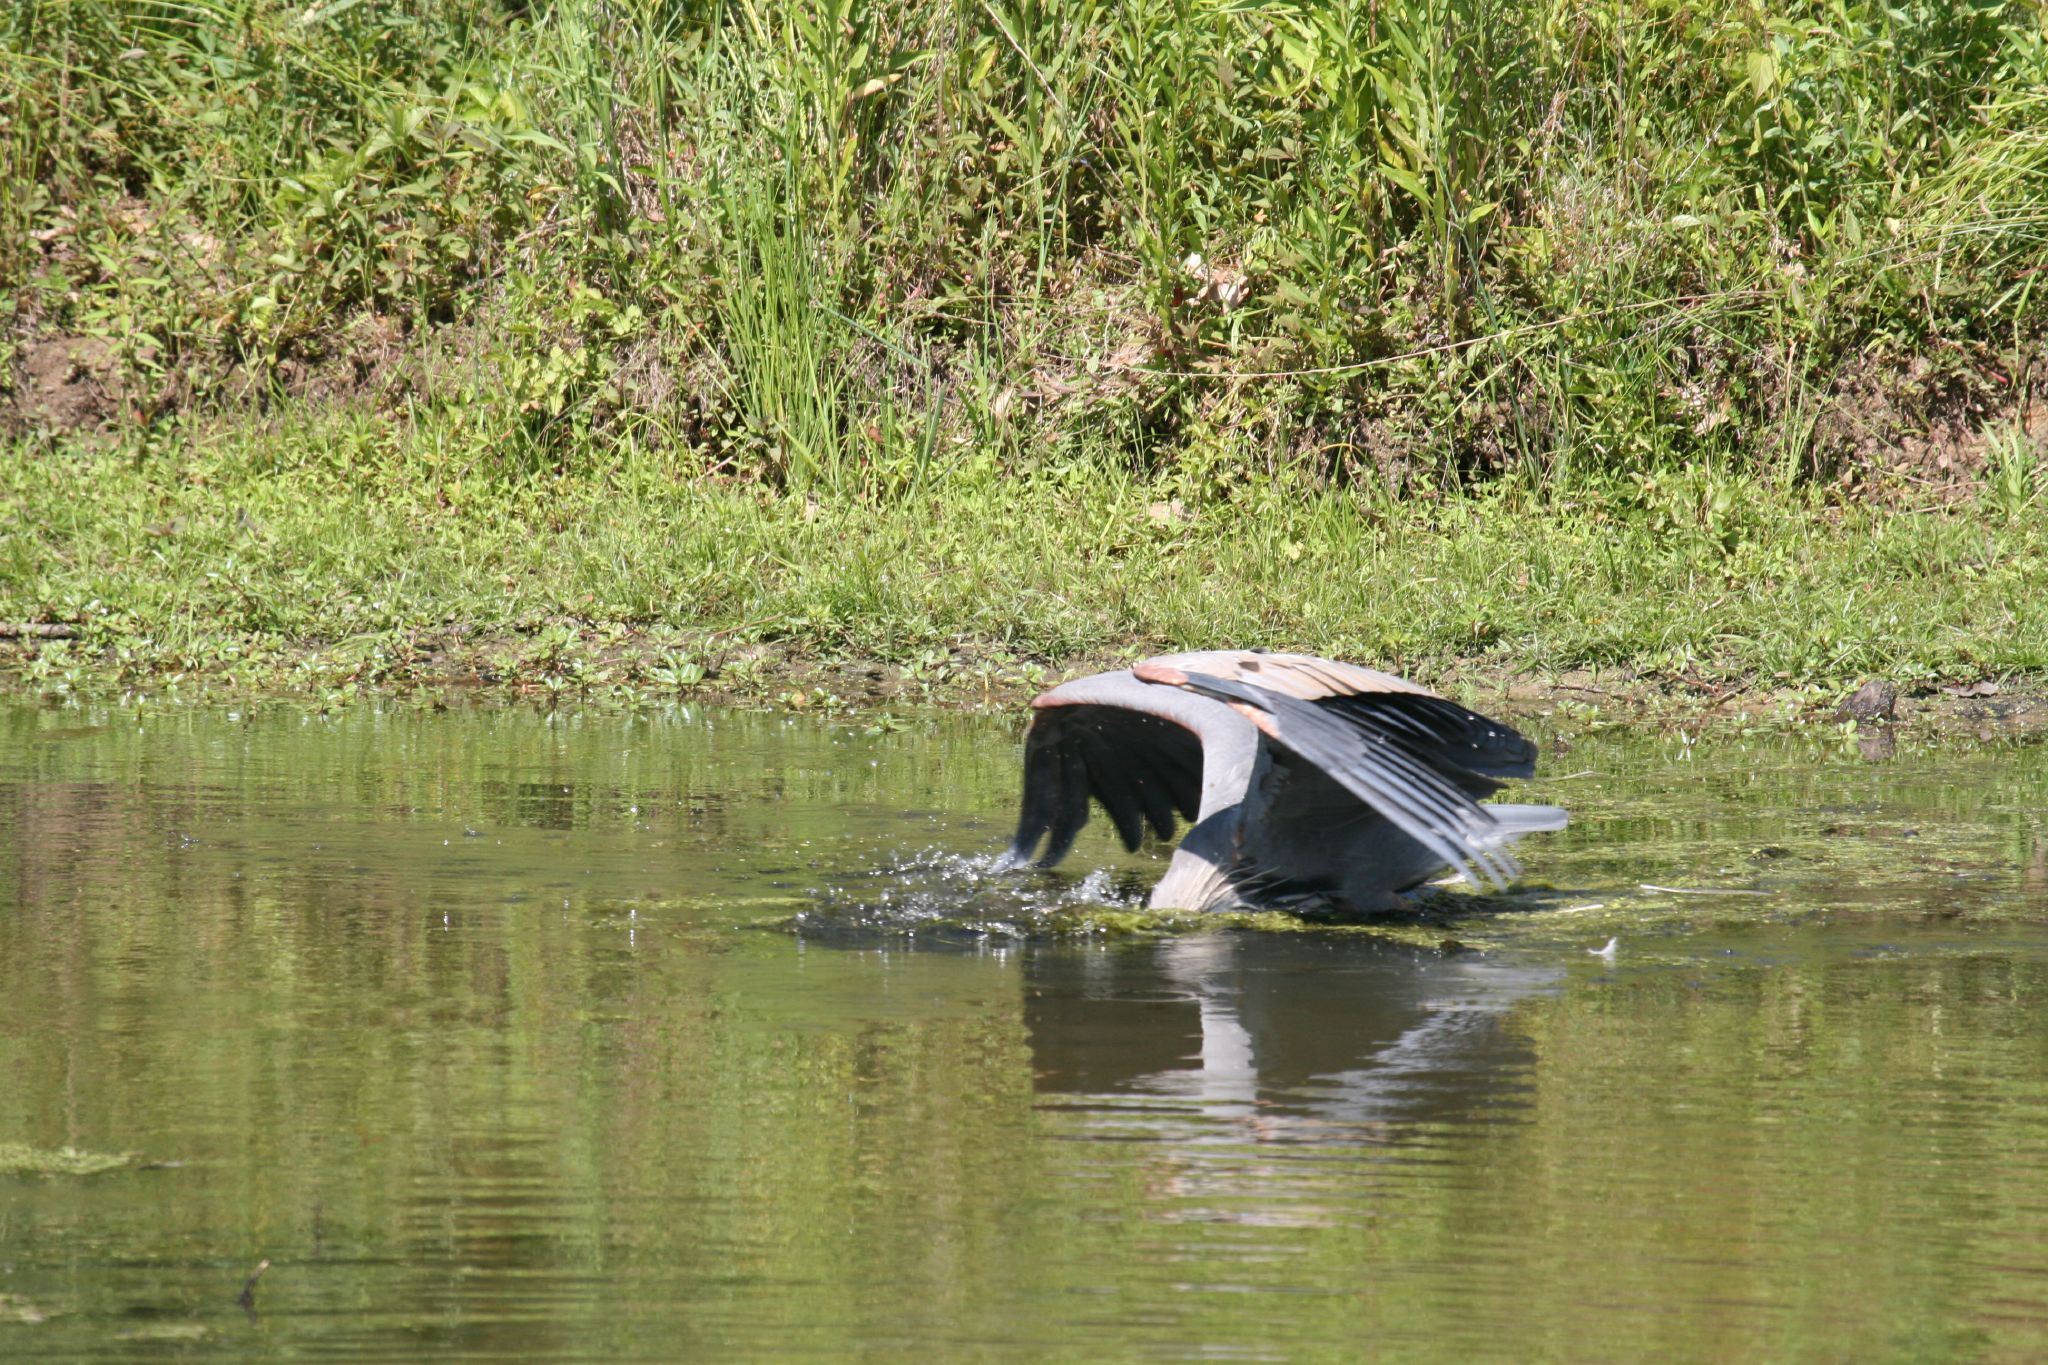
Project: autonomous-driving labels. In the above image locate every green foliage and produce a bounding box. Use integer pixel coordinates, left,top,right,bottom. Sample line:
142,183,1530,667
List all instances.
6,415,2048,696
716,180,857,493
262,75,555,327
1981,420,2047,518
3,0,2047,495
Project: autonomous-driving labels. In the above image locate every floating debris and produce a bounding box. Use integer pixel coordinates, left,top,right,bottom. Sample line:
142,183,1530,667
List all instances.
115,1323,209,1343
237,1258,271,1311
0,1143,140,1177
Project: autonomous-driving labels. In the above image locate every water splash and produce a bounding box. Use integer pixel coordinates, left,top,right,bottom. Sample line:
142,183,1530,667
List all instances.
792,847,1151,941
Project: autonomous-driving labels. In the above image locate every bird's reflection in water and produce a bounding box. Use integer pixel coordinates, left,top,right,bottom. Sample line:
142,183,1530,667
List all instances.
1024,935,1557,1143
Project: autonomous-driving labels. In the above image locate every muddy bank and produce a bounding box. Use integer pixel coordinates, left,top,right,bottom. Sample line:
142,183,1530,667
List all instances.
2,625,2041,743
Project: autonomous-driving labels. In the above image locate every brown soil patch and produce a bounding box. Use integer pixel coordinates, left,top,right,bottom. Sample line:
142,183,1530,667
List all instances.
1815,346,2048,497
11,335,126,438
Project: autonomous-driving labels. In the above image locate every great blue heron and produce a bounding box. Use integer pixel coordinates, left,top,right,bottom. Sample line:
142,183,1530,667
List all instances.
1001,650,1566,912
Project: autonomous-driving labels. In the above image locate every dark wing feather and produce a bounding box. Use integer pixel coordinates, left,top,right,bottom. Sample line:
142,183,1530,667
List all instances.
1006,720,1067,865
1006,704,1206,866
1176,672,1520,889
1141,730,1204,821
1037,735,1096,865
1317,692,1537,780
1128,761,1182,840
1081,726,1148,852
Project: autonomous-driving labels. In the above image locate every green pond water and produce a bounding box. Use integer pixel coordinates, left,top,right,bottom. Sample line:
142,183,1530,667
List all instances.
2,700,2046,1361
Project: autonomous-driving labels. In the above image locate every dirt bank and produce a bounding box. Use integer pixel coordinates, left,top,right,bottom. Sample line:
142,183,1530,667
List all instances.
3,626,2041,744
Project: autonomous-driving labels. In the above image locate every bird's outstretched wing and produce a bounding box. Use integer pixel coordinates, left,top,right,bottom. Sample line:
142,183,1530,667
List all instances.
1138,649,1535,778
1158,669,1523,889
1002,672,1236,868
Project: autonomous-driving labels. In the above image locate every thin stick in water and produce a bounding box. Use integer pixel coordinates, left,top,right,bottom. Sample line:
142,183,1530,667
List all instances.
237,1259,271,1312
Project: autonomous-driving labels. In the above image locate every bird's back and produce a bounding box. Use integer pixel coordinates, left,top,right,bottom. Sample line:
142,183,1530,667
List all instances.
1137,650,1433,703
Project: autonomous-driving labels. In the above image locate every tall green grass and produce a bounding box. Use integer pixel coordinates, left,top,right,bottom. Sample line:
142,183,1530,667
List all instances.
4,0,2046,495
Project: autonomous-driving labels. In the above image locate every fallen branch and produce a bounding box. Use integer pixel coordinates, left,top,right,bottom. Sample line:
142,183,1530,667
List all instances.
0,623,77,639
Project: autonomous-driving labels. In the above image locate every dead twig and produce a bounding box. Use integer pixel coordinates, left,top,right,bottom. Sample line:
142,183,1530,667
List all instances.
236,1259,271,1312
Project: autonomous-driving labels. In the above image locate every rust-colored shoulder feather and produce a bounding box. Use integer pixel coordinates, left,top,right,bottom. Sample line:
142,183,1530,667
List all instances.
1132,650,1434,701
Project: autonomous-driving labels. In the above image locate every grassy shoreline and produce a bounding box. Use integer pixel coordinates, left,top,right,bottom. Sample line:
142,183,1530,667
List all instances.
6,413,2046,733
7,4,2048,732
